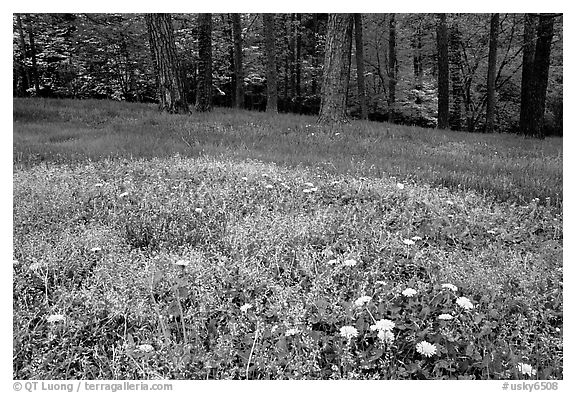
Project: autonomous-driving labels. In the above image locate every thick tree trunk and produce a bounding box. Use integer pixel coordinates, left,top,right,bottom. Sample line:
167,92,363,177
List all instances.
232,14,244,109
196,13,212,112
318,14,354,124
436,14,450,129
16,14,30,95
524,15,555,138
354,14,368,120
263,13,278,113
449,21,463,131
519,14,537,134
25,14,40,94
412,17,424,89
145,13,188,113
388,13,397,124
485,13,499,133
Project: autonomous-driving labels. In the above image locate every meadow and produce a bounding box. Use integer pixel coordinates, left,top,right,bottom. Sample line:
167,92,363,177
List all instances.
13,98,562,379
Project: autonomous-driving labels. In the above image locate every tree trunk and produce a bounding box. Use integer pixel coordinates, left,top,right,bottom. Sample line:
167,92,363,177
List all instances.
263,13,278,113
485,13,499,133
311,14,319,96
318,14,354,124
449,20,463,131
223,14,235,107
519,14,537,135
25,14,40,94
145,13,188,113
354,14,368,120
524,15,555,138
412,17,424,89
295,13,302,99
436,14,450,129
15,14,30,96
388,13,397,124
232,14,244,109
195,13,212,112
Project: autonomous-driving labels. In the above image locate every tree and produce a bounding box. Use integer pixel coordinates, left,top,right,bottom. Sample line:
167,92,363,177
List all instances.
263,13,278,113
318,14,353,124
354,14,367,120
231,14,244,109
388,13,397,124
15,15,29,96
519,14,537,135
196,13,212,112
485,13,499,133
449,19,464,131
145,13,188,113
25,14,40,94
436,14,449,129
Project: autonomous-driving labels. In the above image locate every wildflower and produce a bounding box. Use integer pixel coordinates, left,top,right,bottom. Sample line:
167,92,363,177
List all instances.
354,296,372,307
487,230,497,235
95,183,104,187
416,341,437,357
335,132,341,136
47,314,66,323
441,283,458,292
303,189,311,193
265,184,274,189
375,280,387,286
339,326,359,340
403,239,415,246
137,344,154,353
377,329,395,344
402,288,417,297
370,319,395,332
327,259,339,265
304,182,314,187
241,177,248,181
456,296,474,310
29,262,45,271
240,303,253,313
119,192,129,198
271,325,279,333
285,328,299,337
446,200,454,205
194,208,203,213
397,183,405,190
438,314,454,321
13,259,19,266
90,247,101,252
343,259,357,267
517,363,537,376
175,259,190,267
411,236,422,241
309,187,318,192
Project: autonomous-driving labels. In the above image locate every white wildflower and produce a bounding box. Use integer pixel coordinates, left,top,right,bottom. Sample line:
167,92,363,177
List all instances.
175,259,190,267
377,329,395,344
285,328,299,337
95,183,104,187
265,184,274,189
241,177,248,181
487,230,497,235
339,326,359,340
304,182,314,187
456,296,474,310
303,188,311,193
335,132,341,136
402,288,417,297
403,239,415,245
354,296,372,307
309,187,318,192
119,192,129,198
411,236,422,241
517,363,537,376
438,314,454,321
90,247,101,252
343,259,357,267
194,208,203,213
13,259,19,266
370,319,395,332
29,262,45,271
137,344,154,353
416,341,437,357
397,183,405,190
327,259,339,265
240,303,253,313
47,314,66,323
446,200,454,205
441,283,458,292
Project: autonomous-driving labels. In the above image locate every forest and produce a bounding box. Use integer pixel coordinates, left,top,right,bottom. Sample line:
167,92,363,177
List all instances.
13,13,563,137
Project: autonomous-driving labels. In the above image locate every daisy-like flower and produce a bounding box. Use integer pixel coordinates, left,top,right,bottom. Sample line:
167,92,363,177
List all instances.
285,328,299,337
339,326,359,340
517,363,537,376
416,341,437,357
335,132,341,136
370,319,395,332
327,259,339,265
137,344,154,353
194,208,203,213
403,239,415,246
29,261,45,271
119,192,129,198
175,259,190,267
240,303,253,313
438,314,454,321
47,314,66,323
354,296,372,307
265,184,274,189
309,187,318,192
402,288,417,297
377,329,395,344
343,259,357,267
441,283,458,292
95,183,104,187
303,189,311,193
446,200,454,205
304,182,314,187
456,296,474,310
90,247,101,252
487,230,497,235
241,177,248,181
397,183,405,190
411,236,422,241
13,259,19,266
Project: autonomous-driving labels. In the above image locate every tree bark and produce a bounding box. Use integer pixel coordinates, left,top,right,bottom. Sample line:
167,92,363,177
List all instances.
318,14,354,124
25,14,40,94
232,14,244,109
519,14,537,135
295,13,302,99
145,13,188,113
15,14,30,95
388,13,397,124
195,13,212,112
449,20,463,131
412,17,424,89
354,14,368,120
485,13,499,133
263,13,278,113
436,14,450,129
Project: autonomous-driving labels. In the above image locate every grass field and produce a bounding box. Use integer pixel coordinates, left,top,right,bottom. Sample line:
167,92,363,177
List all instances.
13,98,563,379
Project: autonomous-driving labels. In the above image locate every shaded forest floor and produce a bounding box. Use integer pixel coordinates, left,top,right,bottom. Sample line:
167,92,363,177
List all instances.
13,98,562,379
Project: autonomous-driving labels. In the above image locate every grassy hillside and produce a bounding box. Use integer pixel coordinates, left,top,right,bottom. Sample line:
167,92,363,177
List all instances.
13,98,562,379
